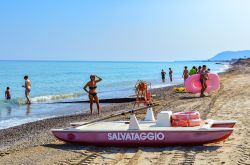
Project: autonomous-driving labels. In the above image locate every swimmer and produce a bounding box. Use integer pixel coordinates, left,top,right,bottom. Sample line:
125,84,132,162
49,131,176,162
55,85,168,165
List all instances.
22,75,31,104
161,69,166,83
169,68,173,82
5,87,11,100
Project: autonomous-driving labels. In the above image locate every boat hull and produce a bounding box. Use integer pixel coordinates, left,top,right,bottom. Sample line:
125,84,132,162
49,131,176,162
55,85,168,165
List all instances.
52,130,233,146
211,123,235,128
210,120,236,128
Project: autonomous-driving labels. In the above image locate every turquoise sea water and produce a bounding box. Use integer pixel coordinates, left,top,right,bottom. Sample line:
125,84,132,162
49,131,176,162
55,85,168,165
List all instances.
0,61,229,129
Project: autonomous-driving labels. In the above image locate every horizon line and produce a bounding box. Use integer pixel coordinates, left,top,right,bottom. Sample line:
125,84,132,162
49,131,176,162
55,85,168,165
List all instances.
0,59,209,63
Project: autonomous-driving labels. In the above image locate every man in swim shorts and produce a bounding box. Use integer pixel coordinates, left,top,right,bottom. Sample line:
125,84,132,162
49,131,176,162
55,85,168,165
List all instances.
161,69,166,83
23,75,31,104
169,68,173,82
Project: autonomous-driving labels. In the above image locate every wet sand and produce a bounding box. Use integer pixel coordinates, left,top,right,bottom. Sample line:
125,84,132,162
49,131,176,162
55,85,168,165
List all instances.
0,59,250,165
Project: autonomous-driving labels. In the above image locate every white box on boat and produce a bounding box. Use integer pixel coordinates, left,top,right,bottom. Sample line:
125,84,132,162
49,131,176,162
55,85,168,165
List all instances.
156,111,172,127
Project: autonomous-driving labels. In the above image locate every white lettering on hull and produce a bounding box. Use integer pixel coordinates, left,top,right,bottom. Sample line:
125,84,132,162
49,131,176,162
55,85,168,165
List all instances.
108,132,165,141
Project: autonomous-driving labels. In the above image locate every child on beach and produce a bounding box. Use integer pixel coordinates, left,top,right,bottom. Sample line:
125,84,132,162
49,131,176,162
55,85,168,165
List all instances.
22,75,31,104
183,66,189,83
169,68,173,82
5,87,11,100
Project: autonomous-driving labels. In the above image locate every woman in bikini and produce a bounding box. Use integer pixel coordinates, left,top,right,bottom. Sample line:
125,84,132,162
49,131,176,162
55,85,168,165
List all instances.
182,66,189,83
200,65,208,97
83,75,102,114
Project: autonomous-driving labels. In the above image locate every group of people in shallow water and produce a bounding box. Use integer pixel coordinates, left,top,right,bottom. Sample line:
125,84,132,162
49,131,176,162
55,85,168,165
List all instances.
4,75,31,104
183,65,210,97
161,68,173,83
4,74,102,114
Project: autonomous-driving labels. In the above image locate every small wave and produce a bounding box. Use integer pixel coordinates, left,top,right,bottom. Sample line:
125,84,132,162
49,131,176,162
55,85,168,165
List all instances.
0,99,26,106
30,92,83,103
214,63,231,73
0,92,83,105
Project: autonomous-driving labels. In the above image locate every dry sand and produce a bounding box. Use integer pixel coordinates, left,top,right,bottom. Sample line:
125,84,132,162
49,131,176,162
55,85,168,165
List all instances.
0,59,249,165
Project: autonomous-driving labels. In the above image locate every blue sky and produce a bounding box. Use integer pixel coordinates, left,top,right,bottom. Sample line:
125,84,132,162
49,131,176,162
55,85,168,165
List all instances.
0,0,250,61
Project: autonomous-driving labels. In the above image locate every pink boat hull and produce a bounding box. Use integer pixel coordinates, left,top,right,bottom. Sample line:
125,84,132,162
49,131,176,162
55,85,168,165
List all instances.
211,123,236,128
52,130,233,146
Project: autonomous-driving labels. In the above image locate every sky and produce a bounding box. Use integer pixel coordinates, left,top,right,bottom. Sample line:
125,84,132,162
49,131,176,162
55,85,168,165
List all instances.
0,0,250,61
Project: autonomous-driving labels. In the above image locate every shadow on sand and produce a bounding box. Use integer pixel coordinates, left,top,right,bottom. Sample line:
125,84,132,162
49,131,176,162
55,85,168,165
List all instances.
179,96,211,100
43,143,221,154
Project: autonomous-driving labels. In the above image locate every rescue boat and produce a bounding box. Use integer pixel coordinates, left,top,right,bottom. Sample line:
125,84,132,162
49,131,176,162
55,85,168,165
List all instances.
51,108,236,146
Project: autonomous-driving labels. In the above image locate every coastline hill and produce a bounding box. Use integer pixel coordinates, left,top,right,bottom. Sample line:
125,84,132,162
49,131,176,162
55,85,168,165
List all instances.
210,50,250,61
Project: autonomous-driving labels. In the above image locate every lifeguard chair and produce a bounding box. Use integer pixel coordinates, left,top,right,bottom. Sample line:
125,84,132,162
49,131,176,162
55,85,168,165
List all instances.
134,80,153,108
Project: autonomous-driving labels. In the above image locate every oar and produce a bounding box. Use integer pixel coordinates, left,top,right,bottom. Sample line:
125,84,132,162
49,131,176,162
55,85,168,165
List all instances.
71,104,159,128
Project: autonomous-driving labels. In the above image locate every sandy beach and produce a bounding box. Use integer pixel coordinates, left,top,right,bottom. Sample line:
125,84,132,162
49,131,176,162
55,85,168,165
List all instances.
0,59,249,165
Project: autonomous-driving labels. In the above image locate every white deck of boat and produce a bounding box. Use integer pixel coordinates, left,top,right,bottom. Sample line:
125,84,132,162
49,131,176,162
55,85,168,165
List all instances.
69,121,214,131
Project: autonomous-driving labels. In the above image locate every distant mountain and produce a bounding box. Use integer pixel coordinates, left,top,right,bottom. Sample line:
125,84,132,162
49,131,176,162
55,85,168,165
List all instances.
210,50,250,61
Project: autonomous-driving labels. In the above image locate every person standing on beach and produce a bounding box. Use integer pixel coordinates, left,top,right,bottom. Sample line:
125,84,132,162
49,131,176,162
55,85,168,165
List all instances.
83,75,102,115
197,66,202,74
189,66,197,76
5,87,11,100
200,65,208,97
183,66,189,83
169,68,173,82
161,69,166,83
22,75,31,104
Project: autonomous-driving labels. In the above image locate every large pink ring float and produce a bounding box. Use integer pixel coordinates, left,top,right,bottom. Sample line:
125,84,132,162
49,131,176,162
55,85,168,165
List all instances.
184,73,220,94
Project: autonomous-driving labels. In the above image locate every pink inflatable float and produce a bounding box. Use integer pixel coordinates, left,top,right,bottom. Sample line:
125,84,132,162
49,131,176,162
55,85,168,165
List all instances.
184,73,220,94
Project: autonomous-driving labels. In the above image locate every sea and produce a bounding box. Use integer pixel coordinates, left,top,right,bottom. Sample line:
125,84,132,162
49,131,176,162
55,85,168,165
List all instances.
0,60,229,129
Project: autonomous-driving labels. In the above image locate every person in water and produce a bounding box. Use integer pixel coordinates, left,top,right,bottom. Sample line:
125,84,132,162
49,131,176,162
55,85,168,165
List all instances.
200,65,208,97
169,68,173,82
22,75,31,104
183,66,189,82
5,87,11,100
161,69,166,82
83,75,102,114
189,66,197,76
